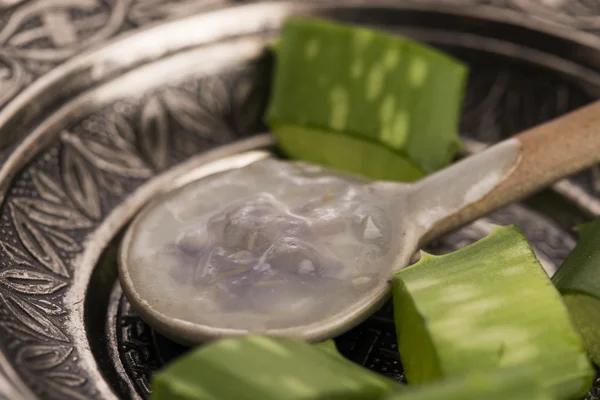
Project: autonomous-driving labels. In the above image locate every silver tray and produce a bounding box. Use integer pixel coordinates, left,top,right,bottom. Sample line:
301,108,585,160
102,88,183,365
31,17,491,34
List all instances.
1,1,600,399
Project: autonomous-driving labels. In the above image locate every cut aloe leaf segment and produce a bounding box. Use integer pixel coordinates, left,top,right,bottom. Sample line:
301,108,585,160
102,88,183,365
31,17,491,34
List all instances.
273,123,424,182
552,218,600,367
313,339,343,358
151,335,401,400
266,17,468,179
151,335,553,400
383,367,552,400
393,225,593,400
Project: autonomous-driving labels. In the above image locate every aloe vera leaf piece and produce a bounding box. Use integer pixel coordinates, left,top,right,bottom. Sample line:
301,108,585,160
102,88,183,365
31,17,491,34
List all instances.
151,335,401,400
560,294,600,368
552,220,600,297
313,339,342,358
382,368,552,400
272,123,424,182
552,219,600,366
393,225,593,400
266,17,468,174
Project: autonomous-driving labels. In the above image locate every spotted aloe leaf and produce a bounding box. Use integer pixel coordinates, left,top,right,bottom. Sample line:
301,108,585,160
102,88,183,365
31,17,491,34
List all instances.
552,218,600,368
151,335,400,400
393,225,593,400
267,17,467,179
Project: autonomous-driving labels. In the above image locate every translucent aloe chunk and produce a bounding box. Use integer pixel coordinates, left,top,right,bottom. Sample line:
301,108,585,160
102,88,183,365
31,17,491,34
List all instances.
393,225,593,400
267,17,468,176
552,219,600,367
383,368,552,400
151,335,400,400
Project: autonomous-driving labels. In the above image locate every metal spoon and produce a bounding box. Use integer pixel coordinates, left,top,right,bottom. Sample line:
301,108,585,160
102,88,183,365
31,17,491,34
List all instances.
119,101,600,345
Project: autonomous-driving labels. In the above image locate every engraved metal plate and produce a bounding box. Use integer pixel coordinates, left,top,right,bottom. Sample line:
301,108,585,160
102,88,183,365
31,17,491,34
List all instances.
0,1,600,399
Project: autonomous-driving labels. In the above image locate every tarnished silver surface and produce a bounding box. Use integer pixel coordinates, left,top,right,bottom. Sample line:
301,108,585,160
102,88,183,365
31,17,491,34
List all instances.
0,1,599,399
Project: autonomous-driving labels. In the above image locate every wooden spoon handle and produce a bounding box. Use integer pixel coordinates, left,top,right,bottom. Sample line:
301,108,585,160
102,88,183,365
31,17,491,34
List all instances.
423,100,600,243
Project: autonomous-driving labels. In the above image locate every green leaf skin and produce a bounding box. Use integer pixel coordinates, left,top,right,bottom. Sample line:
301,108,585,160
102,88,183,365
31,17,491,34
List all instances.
313,339,343,358
382,368,552,400
393,225,593,400
561,294,600,368
266,17,468,175
273,123,424,182
552,218,600,367
553,220,600,297
151,335,401,400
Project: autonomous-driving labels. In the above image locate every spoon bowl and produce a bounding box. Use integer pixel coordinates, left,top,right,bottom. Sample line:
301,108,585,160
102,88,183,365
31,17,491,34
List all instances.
119,151,406,344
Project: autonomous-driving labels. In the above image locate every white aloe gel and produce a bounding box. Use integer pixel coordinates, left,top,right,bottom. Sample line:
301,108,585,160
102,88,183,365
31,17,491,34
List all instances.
127,159,405,331
125,139,520,335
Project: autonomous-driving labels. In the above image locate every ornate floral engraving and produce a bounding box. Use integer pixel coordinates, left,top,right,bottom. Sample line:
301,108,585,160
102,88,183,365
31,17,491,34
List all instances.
31,170,66,205
0,0,252,108
127,0,226,25
0,0,596,110
0,67,267,399
16,346,73,371
139,97,169,171
0,51,27,106
0,293,68,342
0,1,27,9
0,0,127,62
0,270,66,296
510,0,600,29
460,68,591,143
0,0,130,106
9,203,75,278
0,163,78,399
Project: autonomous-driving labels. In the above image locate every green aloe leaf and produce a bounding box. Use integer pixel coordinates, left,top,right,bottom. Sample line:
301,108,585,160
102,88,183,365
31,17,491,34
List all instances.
393,225,593,400
151,335,401,400
313,339,342,358
552,218,600,367
383,367,552,400
267,17,468,178
273,123,424,182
